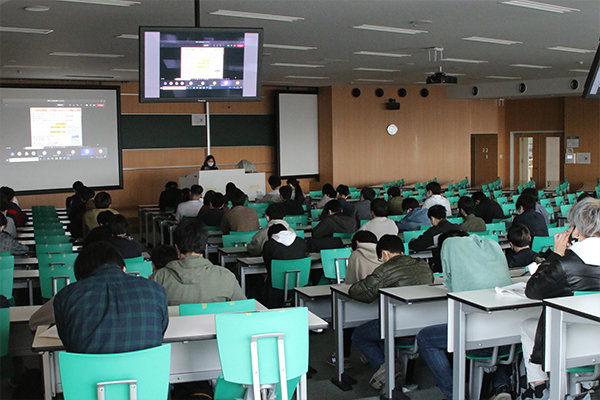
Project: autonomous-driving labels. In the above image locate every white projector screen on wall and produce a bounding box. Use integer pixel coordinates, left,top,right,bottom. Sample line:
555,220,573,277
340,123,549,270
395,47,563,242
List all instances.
277,93,319,177
0,85,122,194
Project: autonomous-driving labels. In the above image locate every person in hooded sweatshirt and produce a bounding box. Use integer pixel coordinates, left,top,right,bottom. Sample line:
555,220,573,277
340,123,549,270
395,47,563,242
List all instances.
345,230,380,284
262,224,308,308
150,221,245,305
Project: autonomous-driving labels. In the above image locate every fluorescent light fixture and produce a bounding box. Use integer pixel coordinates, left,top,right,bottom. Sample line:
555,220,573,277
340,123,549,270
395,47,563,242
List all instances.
462,36,522,45
0,26,53,34
353,24,428,35
24,6,50,12
50,52,124,58
271,63,324,68
355,78,394,82
285,75,329,79
441,57,488,64
2,65,61,69
414,81,427,84
354,51,410,58
64,74,116,79
116,34,138,40
209,9,303,22
547,46,595,54
264,44,315,51
486,75,521,79
112,68,138,72
510,63,551,69
57,0,140,6
569,69,589,73
424,72,465,76
501,0,579,13
354,67,400,72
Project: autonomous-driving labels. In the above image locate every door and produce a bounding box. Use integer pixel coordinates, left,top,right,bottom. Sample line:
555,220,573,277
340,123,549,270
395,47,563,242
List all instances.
514,132,564,188
471,134,498,187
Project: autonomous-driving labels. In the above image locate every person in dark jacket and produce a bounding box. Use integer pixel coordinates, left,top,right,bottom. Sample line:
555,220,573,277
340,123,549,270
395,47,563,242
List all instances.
472,191,505,223
409,205,457,252
505,224,543,268
336,184,356,218
105,214,143,260
279,185,304,216
197,192,226,227
68,186,94,239
201,154,218,170
354,187,376,223
83,210,114,248
0,186,28,227
512,194,548,238
519,197,600,400
262,224,308,307
158,181,180,212
312,200,357,239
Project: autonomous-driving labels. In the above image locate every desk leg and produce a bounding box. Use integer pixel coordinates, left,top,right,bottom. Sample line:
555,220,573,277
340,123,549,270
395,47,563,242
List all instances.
28,279,33,305
452,300,466,400
241,267,247,295
548,307,567,400
41,352,53,400
298,373,307,400
383,297,395,399
330,294,352,390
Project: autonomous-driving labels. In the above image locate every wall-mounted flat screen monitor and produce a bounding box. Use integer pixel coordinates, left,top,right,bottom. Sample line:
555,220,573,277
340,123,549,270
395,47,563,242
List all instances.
0,85,122,194
583,42,600,99
140,26,263,103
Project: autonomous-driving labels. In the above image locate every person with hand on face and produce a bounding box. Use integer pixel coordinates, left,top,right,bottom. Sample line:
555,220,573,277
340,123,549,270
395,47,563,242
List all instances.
201,154,218,170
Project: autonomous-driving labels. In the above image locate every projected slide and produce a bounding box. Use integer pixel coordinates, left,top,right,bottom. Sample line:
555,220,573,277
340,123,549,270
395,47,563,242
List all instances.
30,107,83,148
180,47,224,80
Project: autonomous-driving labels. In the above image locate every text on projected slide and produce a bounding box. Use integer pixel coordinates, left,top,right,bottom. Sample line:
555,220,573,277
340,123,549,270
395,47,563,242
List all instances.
30,107,83,148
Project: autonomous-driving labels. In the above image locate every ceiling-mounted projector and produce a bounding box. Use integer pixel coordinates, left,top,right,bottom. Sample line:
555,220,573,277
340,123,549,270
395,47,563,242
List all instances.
426,70,458,84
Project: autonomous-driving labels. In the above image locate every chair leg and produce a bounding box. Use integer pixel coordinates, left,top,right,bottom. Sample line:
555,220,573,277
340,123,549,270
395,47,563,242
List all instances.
469,360,485,400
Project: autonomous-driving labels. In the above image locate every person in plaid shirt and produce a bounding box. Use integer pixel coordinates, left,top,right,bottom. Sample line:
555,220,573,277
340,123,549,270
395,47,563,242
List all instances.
54,242,168,354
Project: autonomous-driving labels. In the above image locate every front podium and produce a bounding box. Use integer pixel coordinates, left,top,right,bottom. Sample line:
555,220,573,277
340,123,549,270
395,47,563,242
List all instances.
179,169,266,201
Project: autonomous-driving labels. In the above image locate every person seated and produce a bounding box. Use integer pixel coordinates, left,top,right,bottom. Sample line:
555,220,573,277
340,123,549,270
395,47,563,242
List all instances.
175,184,203,222
158,181,181,212
0,213,28,255
150,244,178,273
105,214,143,259
472,191,504,223
220,189,260,234
262,224,308,307
279,185,304,215
246,203,293,256
201,154,218,170
422,182,451,217
151,221,245,305
315,183,337,209
65,180,84,212
359,198,399,240
387,187,404,215
82,210,114,247
518,197,600,400
258,175,283,203
0,198,16,238
521,187,550,224
82,191,119,236
198,192,226,227
408,205,457,252
68,186,95,239
336,184,356,218
512,194,549,238
287,178,305,203
54,242,168,353
417,234,513,399
396,197,431,232
354,187,376,222
457,196,486,232
179,188,191,204
506,224,543,268
345,231,379,284
312,199,357,239
349,235,432,391
0,187,28,227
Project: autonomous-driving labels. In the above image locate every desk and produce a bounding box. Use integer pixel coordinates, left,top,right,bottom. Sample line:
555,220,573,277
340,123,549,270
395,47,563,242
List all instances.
330,284,379,390
379,285,448,399
10,305,41,323
14,269,39,305
218,246,248,267
294,284,338,321
448,288,542,400
32,306,327,400
544,294,600,400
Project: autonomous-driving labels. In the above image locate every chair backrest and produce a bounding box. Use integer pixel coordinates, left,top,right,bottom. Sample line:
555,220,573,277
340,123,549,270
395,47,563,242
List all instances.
246,203,270,217
485,222,507,235
493,189,503,198
284,215,308,227
0,255,15,301
560,204,572,218
531,236,554,253
35,242,73,255
222,232,256,247
540,198,552,207
388,214,405,222
0,307,8,358
501,203,516,217
402,230,423,243
309,190,322,199
34,234,71,244
124,261,153,279
332,232,353,240
271,257,312,302
320,248,352,283
59,344,171,400
37,253,78,298
258,217,268,229
554,195,565,207
124,256,144,266
179,299,257,316
547,226,569,236
496,196,508,205
295,230,305,239
215,308,308,400
470,233,499,242
310,209,322,219
447,217,463,225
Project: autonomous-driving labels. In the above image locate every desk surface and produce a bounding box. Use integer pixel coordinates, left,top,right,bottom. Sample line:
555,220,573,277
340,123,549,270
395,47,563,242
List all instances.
330,284,351,296
295,284,344,298
10,305,41,323
544,294,600,323
448,287,541,312
238,252,321,266
379,285,448,303
14,269,39,279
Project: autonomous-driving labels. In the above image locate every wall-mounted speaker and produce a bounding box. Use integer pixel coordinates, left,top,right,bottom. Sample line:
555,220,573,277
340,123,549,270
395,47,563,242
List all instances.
386,98,400,110
398,88,407,97
375,88,384,97
420,88,429,98
518,82,527,93
351,88,361,97
569,79,579,90
471,86,479,96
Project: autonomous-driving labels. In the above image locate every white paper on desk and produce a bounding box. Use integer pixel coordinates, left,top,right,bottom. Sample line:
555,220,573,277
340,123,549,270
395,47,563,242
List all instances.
526,261,540,275
40,325,59,339
495,281,527,298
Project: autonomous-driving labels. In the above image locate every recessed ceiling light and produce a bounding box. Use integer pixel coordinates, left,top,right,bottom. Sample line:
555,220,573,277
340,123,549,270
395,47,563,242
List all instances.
0,26,53,34
547,46,595,54
50,52,124,58
57,0,140,6
112,68,138,72
354,67,400,72
271,63,324,68
116,34,138,40
510,63,552,69
501,0,579,13
462,36,522,45
354,51,411,58
285,75,329,79
355,78,394,82
264,44,316,51
353,24,428,35
209,9,303,22
441,57,488,64
486,75,522,79
569,69,589,73
24,5,50,12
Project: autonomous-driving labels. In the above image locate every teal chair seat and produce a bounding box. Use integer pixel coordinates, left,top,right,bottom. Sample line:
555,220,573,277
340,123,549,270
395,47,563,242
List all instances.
180,299,257,316
59,344,171,400
310,209,323,219
284,215,308,227
320,247,351,283
402,230,423,243
485,222,506,235
247,203,270,217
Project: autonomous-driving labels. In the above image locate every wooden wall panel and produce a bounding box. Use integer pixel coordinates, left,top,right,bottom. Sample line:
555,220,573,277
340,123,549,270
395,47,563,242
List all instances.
317,87,334,188
564,97,600,189
505,98,564,132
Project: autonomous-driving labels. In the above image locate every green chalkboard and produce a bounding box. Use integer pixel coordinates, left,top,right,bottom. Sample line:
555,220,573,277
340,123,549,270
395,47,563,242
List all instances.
120,114,275,149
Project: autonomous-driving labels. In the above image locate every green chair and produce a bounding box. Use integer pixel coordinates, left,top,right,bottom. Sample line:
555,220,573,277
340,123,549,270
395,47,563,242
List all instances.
560,204,572,218
258,217,268,229
124,256,144,266
180,299,257,316
37,253,78,299
311,220,319,229
35,242,73,255
309,190,322,199
538,190,545,199
125,261,153,279
470,233,499,242
466,344,520,400
247,203,270,217
554,196,565,207
214,308,308,400
34,227,66,236
332,232,353,240
284,215,308,227
388,214,405,222
310,209,323,219
402,230,423,243
321,248,351,283
501,203,516,217
547,226,569,236
204,225,220,232
402,190,413,198
540,198,552,208
0,255,14,302
359,219,369,227
531,236,554,253
493,189,502,198
59,344,171,400
0,307,8,358
295,230,305,239
222,231,257,247
271,257,312,304
447,217,463,225
458,188,467,197
34,234,70,244
496,196,508,205
349,191,360,199
485,222,506,235
0,252,9,256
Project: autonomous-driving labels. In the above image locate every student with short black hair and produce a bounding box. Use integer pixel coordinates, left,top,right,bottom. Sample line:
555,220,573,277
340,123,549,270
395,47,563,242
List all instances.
83,210,114,247
409,205,458,252
150,244,179,273
472,191,505,223
198,192,226,227
0,198,16,238
279,185,304,215
336,184,356,218
315,183,337,209
346,230,379,284
82,191,119,236
387,186,404,215
220,189,260,234
312,199,357,239
175,184,203,222
258,175,283,203
246,203,294,256
106,214,143,259
359,199,399,239
521,187,550,224
355,187,376,222
457,196,486,232
0,186,28,227
506,224,543,268
158,181,180,212
422,182,451,216
513,194,549,238
396,197,431,232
